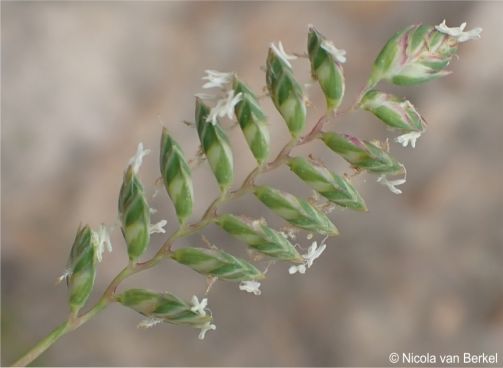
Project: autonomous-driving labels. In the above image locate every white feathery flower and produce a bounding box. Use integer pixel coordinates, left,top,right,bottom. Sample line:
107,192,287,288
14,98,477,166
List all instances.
270,41,297,68
457,29,483,43
320,40,347,63
239,280,262,296
128,142,151,174
149,219,167,234
435,20,482,43
206,90,242,125
288,263,307,275
377,174,406,195
137,317,163,329
288,239,327,275
190,295,208,316
149,207,158,214
197,321,216,340
57,268,72,284
303,241,327,268
92,224,113,262
202,70,234,89
395,131,422,148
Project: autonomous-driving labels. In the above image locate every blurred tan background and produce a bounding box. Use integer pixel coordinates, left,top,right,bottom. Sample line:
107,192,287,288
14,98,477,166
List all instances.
2,1,503,366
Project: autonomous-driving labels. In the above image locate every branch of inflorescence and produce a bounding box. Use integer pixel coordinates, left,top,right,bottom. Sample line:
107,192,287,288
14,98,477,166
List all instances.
11,88,368,367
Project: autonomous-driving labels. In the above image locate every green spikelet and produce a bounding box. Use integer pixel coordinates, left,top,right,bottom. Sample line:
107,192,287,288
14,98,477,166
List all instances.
321,132,403,175
195,98,234,191
266,46,306,138
233,78,270,164
215,214,302,262
67,225,96,313
117,289,211,327
118,166,150,262
254,186,339,236
308,26,345,112
171,247,265,281
360,90,426,134
288,156,367,211
368,24,458,87
160,128,194,225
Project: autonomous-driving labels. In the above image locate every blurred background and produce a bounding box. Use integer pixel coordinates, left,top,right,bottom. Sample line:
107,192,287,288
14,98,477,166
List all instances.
2,1,503,366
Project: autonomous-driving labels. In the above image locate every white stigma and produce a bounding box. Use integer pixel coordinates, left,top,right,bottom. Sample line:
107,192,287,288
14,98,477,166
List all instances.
377,174,407,195
206,90,242,125
128,143,151,174
288,239,327,275
190,295,208,316
435,20,482,43
270,41,297,68
202,70,234,89
92,224,113,263
395,131,422,148
197,321,216,340
149,219,167,234
57,268,72,284
321,40,347,64
239,280,262,296
137,317,163,329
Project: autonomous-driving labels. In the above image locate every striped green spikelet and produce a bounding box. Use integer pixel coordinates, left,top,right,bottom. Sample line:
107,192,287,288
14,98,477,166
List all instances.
288,156,367,211
321,132,403,175
308,26,345,112
195,98,234,191
117,289,211,326
67,225,96,313
266,47,306,138
118,166,151,262
360,90,426,134
160,128,194,225
368,24,458,86
254,186,339,236
171,247,265,281
215,214,302,262
233,78,270,164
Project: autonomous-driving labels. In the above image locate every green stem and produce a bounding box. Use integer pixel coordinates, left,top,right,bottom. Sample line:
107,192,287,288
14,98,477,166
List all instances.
12,321,70,367
345,82,375,115
11,265,134,367
11,109,339,367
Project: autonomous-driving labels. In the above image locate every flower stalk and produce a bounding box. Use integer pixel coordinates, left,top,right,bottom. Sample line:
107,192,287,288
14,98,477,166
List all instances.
11,114,327,366
11,20,480,366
